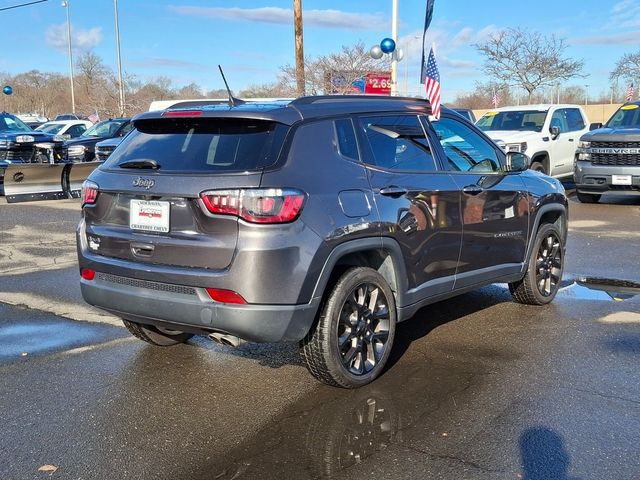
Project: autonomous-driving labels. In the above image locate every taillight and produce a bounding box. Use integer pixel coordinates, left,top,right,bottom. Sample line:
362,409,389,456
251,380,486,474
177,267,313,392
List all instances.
162,110,202,117
81,268,96,280
81,181,99,206
200,188,305,224
206,288,247,304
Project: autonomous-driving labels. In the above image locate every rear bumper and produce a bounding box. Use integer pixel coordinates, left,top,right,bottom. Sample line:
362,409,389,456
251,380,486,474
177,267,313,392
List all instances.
574,161,640,194
80,272,319,342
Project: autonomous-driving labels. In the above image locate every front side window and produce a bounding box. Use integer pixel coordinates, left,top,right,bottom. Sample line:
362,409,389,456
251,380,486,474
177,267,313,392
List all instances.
358,115,437,172
432,117,501,173
549,110,569,133
82,120,127,138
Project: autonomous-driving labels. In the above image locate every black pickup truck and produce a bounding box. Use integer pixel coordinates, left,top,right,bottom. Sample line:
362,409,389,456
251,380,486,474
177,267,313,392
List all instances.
0,112,65,191
575,101,640,202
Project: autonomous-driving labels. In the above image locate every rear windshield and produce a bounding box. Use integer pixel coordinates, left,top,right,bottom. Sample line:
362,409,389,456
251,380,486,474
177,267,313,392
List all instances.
104,118,288,173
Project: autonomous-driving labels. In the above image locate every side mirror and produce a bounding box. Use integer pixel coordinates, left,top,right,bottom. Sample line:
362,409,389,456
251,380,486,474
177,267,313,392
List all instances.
504,152,529,173
550,126,560,139
589,122,603,131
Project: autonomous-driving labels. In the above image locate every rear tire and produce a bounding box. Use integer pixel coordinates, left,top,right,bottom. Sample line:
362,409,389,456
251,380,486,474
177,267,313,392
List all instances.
301,267,396,388
122,319,194,346
530,161,546,174
509,223,564,305
576,191,601,203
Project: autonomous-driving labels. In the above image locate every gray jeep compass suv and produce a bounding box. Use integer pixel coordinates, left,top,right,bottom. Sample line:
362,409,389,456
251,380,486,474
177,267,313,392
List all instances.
77,96,568,388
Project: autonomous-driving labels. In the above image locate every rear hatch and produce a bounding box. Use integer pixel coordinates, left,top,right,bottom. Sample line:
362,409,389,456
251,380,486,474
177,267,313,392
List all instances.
82,116,288,270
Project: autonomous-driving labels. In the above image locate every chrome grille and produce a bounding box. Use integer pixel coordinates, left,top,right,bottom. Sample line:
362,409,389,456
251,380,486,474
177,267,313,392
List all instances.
96,272,197,296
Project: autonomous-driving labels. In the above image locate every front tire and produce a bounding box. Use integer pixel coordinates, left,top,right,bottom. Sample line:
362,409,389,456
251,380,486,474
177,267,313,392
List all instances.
530,161,546,175
576,191,601,203
509,223,564,305
122,319,194,346
301,267,396,388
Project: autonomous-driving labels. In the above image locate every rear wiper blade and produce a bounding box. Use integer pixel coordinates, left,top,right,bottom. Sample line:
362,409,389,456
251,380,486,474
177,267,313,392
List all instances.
119,159,160,169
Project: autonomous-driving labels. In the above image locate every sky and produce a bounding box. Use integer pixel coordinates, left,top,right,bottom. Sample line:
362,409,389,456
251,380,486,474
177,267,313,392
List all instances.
0,0,638,103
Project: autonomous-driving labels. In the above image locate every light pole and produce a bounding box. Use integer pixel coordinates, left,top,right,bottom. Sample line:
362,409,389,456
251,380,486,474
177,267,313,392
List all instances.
114,0,125,116
584,84,589,106
404,35,421,96
61,0,75,114
390,0,398,95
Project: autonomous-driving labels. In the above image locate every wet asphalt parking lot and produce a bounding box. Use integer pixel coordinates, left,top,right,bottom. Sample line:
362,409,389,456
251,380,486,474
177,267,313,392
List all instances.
0,190,639,480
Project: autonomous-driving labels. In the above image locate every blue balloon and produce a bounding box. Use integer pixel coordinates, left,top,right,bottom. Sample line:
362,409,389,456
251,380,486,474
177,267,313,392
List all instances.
380,38,396,54
2,85,12,95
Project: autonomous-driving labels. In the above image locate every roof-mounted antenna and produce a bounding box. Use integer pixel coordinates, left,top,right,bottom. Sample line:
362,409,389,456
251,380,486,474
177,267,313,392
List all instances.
218,65,245,108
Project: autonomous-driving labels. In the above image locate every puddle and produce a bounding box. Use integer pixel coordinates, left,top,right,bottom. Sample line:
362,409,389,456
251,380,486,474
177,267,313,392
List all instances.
557,277,640,302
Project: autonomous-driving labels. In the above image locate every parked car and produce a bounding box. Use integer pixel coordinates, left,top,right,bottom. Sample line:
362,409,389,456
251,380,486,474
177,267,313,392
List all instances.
94,136,124,162
55,113,81,121
35,120,93,140
64,118,132,162
77,96,568,388
574,101,640,202
451,108,476,123
476,104,589,178
16,113,49,129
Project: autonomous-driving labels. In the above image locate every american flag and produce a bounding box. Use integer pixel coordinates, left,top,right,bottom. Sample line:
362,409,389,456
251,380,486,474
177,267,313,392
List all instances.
87,112,100,124
492,90,501,108
626,83,635,102
423,45,441,120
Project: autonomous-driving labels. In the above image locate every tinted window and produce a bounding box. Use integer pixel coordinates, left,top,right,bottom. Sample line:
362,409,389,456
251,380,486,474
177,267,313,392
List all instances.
565,108,585,131
433,117,501,173
68,125,86,137
82,120,128,138
549,110,568,133
334,119,359,160
606,105,640,128
477,110,547,132
359,115,437,172
0,114,31,132
104,118,288,173
118,122,134,137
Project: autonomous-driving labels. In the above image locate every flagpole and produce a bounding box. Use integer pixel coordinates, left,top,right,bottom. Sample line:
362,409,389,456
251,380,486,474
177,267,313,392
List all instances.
390,0,398,96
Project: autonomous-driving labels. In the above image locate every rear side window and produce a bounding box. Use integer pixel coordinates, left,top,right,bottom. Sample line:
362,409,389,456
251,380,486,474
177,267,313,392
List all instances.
334,118,359,160
358,115,437,172
565,108,585,131
104,118,288,173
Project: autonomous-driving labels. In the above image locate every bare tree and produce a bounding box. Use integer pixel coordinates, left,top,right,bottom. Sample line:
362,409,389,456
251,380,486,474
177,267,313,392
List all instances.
475,28,584,103
609,51,640,86
281,42,390,95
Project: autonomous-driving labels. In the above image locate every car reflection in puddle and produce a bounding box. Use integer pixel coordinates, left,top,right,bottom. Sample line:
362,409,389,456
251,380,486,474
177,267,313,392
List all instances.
557,277,640,302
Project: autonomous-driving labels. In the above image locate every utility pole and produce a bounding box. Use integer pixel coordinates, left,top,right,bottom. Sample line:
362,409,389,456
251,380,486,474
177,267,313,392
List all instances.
114,0,125,116
293,0,305,97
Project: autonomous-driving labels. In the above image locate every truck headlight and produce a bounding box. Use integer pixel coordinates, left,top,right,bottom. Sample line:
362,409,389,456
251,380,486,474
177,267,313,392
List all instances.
15,135,35,143
67,145,86,157
577,141,591,161
0,140,8,148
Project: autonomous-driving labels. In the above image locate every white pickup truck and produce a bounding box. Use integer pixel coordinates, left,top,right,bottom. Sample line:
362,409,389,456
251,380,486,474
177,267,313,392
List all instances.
476,104,590,178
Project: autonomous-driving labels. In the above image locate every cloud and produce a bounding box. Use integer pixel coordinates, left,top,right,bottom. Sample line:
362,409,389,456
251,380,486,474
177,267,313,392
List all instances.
607,0,640,28
167,6,387,30
573,31,640,45
45,24,102,53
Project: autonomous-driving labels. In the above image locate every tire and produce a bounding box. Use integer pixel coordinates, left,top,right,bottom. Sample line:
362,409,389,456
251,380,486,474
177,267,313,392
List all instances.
530,161,546,174
301,267,397,388
509,223,565,305
576,191,601,203
122,319,194,346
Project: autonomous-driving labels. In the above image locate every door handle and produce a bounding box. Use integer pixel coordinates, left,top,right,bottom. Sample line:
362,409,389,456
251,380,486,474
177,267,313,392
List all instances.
378,186,408,197
462,185,483,196
568,138,574,142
